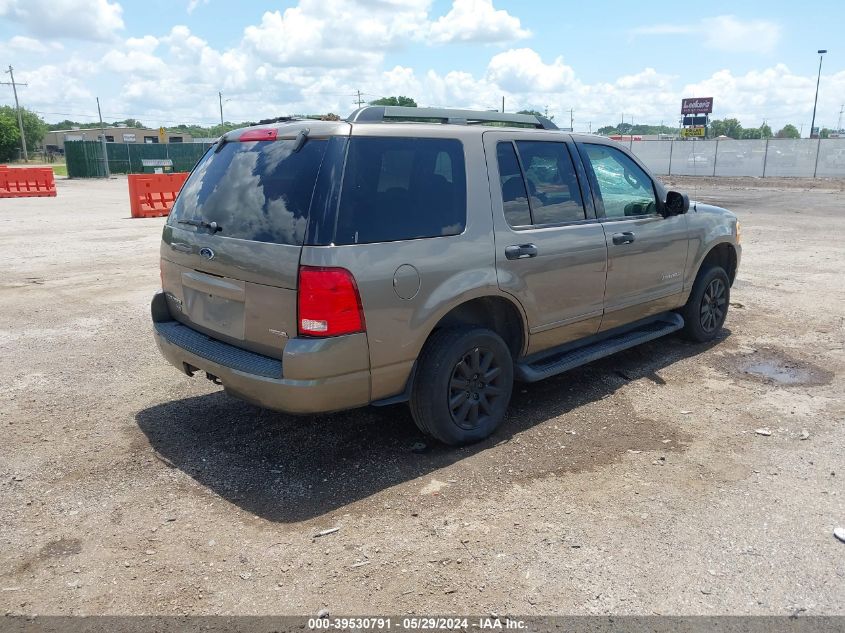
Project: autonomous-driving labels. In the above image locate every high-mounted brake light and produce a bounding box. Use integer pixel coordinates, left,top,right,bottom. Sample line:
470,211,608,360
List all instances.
239,128,278,142
298,266,365,337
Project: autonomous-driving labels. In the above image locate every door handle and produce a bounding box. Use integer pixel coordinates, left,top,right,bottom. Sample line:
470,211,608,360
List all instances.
612,232,636,245
505,243,538,260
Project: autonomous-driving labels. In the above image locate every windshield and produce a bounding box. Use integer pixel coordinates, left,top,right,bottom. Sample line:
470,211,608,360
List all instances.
168,138,328,245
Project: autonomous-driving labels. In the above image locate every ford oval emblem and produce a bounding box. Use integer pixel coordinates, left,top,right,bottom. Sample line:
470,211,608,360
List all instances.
199,247,215,260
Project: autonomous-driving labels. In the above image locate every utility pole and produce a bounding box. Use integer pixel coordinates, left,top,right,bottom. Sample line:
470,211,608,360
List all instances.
356,90,364,108
218,91,224,127
502,96,505,113
809,49,827,138
838,104,844,132
569,109,574,132
96,97,110,178
2,65,28,162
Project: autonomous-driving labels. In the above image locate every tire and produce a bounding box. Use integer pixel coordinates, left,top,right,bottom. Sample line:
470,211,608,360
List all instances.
680,266,730,342
410,327,514,446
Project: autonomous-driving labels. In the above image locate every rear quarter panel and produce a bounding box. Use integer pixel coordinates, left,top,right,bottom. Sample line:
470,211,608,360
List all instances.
300,127,525,401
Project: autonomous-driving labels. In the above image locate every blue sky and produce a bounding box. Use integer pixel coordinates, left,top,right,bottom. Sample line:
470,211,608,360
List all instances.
1,0,843,133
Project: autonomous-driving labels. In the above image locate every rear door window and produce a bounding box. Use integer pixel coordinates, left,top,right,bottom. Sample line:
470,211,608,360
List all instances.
495,140,586,228
334,137,466,244
168,138,327,245
496,142,532,227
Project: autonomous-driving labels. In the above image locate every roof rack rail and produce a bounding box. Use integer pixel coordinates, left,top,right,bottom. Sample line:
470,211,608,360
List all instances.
346,106,558,131
254,116,302,126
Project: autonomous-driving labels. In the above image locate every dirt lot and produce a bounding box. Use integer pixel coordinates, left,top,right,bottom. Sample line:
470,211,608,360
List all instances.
0,175,843,616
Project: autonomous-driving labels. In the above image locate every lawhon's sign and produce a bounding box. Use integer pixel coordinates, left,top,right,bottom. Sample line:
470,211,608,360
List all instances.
681,97,714,114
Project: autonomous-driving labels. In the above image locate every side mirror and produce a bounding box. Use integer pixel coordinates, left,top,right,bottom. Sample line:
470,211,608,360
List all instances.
665,190,690,216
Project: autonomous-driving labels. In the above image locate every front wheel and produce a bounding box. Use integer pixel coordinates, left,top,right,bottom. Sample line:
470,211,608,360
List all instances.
680,266,730,342
410,327,514,446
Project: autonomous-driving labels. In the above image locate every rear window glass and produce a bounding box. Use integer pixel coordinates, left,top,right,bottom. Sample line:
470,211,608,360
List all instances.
168,138,327,245
334,137,466,244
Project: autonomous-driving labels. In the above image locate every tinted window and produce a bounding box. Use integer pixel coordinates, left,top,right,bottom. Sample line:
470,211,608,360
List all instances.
581,144,657,218
335,137,466,244
168,139,327,245
515,141,585,224
496,142,531,227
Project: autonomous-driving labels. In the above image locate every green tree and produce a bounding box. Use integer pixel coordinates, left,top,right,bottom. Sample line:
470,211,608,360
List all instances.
0,109,20,161
740,124,772,139
775,124,800,139
517,109,554,121
710,118,743,139
0,106,47,159
819,128,832,139
369,96,417,107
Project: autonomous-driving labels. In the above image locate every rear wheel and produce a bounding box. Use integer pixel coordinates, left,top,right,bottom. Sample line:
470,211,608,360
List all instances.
680,266,730,342
410,327,514,446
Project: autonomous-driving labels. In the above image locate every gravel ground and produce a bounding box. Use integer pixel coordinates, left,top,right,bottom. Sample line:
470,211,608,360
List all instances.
0,175,843,616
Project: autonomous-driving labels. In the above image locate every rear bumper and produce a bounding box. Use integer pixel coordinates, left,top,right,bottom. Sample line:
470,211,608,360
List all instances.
151,292,371,414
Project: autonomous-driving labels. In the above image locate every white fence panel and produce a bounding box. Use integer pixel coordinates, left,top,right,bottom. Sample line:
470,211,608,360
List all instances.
764,139,817,177
670,140,718,176
630,140,672,175
617,138,845,178
814,138,845,178
714,139,766,177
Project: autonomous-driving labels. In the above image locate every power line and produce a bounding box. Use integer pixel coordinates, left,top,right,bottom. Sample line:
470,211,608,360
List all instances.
1,65,29,161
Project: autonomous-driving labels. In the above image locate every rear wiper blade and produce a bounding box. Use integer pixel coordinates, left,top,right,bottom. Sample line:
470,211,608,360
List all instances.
177,218,222,233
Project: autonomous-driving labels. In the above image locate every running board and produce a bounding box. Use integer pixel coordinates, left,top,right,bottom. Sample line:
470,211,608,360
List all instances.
515,313,685,382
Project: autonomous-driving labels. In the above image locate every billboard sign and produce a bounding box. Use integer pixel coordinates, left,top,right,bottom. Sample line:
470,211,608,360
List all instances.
681,126,706,138
683,115,708,126
681,97,713,114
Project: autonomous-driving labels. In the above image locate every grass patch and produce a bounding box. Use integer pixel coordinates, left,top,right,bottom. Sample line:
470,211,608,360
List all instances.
52,164,68,177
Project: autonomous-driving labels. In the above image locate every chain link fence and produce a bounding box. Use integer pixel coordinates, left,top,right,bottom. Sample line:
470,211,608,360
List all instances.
628,138,845,178
64,141,214,178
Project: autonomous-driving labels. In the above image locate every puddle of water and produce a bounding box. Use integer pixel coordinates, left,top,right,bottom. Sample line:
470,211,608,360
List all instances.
743,361,814,385
736,349,832,387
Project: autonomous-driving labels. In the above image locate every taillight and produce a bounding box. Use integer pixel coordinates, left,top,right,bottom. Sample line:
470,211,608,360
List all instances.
239,128,278,142
297,266,365,337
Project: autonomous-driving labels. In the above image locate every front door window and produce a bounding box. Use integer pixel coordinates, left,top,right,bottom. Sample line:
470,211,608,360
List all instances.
580,144,657,218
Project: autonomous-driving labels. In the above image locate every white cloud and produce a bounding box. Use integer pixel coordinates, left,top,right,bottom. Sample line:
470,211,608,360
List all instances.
243,1,431,69
4,36,64,54
631,14,781,54
187,0,208,14
681,64,845,127
0,0,124,42
486,48,575,93
700,15,781,54
429,0,530,44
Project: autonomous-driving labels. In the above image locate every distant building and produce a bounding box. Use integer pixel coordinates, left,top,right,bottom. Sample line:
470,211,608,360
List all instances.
43,126,194,149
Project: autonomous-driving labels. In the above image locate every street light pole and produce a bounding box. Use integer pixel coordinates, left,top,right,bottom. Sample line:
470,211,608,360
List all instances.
218,91,224,128
809,49,827,138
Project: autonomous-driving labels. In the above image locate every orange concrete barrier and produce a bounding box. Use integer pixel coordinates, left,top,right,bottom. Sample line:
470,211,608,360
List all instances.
128,172,189,218
0,167,57,198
